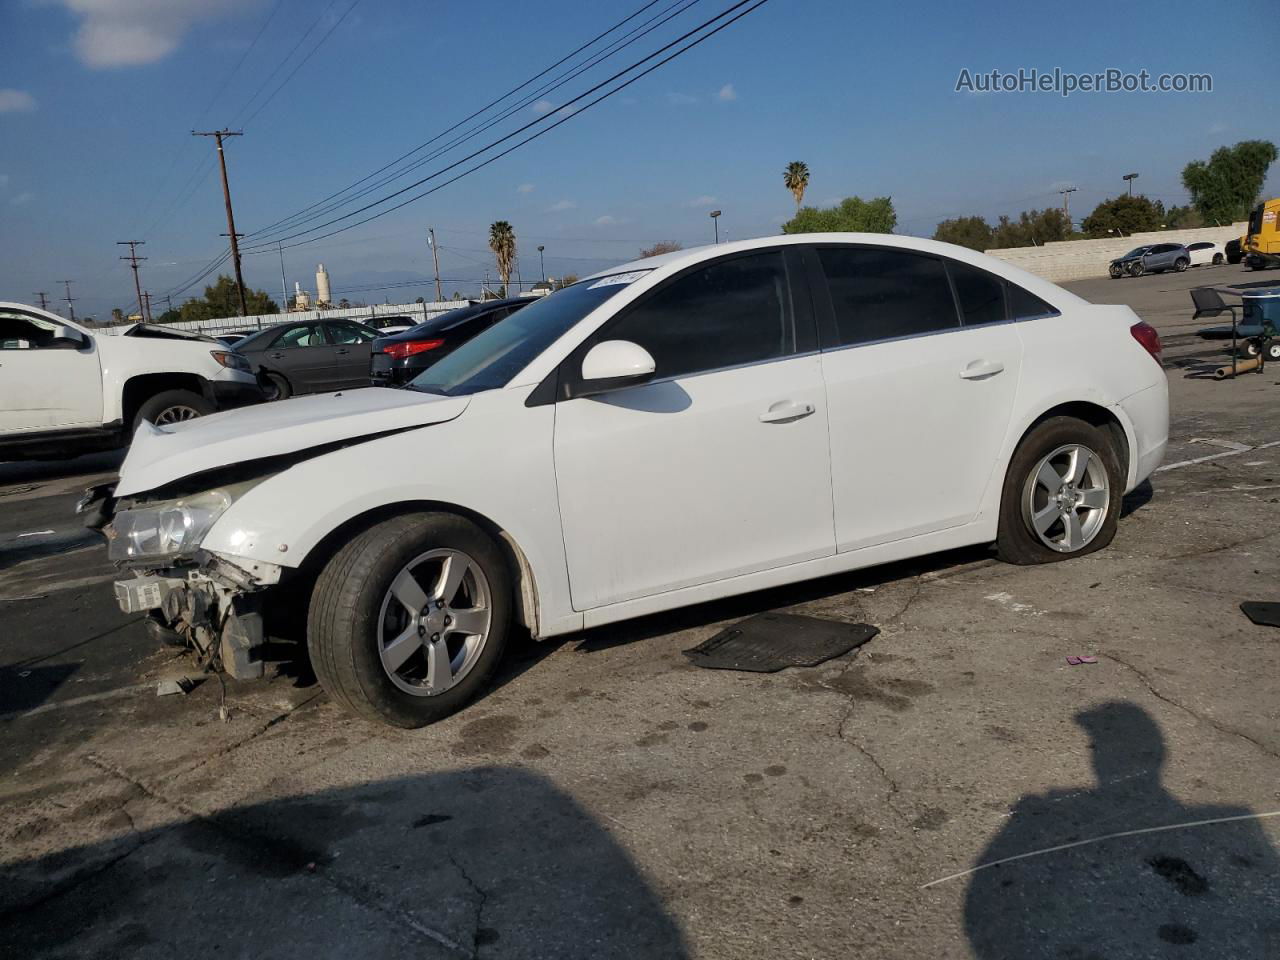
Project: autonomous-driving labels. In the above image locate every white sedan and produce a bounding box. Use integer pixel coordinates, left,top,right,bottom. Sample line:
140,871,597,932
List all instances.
1186,241,1225,267
103,234,1169,727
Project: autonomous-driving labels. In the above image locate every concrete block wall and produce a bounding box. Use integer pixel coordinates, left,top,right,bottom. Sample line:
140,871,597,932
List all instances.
985,222,1248,283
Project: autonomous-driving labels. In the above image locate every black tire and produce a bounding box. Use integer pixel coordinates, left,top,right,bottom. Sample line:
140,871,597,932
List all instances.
1109,263,1124,279
1174,257,1189,272
132,389,211,430
1267,342,1280,362
1212,253,1225,266
307,512,513,727
1127,261,1145,277
996,417,1123,566
263,372,292,402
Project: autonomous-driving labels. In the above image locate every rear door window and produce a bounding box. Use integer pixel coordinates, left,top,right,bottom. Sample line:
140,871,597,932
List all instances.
816,246,959,347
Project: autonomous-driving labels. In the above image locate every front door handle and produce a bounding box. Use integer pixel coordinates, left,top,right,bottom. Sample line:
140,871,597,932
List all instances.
759,399,816,423
959,359,1005,380
335,348,349,355
269,352,284,359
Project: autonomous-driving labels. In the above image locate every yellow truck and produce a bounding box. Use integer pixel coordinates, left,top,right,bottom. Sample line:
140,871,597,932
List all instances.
1244,197,1280,269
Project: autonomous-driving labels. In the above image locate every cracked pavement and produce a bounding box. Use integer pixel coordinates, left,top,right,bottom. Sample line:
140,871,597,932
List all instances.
2,267,1279,958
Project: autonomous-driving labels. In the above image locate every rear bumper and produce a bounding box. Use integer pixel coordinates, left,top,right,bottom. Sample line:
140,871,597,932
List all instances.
206,378,265,410
1117,379,1169,489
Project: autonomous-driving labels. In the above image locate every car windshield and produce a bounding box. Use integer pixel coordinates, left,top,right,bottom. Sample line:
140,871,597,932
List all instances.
408,274,649,396
1123,246,1151,258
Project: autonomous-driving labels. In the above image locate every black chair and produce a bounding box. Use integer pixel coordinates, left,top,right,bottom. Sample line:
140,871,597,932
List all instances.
1191,287,1246,374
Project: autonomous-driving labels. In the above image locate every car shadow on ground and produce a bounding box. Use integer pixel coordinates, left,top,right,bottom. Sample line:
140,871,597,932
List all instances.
963,701,1280,957
0,451,123,488
0,768,692,960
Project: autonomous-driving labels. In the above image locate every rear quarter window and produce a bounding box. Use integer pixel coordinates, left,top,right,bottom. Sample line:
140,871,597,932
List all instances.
1006,283,1060,321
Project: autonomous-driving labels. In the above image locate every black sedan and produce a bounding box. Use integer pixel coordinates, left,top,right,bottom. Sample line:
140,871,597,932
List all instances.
234,318,381,400
370,298,532,386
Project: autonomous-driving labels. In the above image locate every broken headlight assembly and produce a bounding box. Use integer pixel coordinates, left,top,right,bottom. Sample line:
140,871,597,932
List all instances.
108,489,235,563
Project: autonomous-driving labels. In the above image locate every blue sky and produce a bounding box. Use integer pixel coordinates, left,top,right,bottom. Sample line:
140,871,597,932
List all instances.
1,0,1277,318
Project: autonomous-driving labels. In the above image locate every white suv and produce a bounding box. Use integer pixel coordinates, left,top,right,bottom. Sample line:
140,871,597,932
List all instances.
102,235,1168,727
0,302,262,461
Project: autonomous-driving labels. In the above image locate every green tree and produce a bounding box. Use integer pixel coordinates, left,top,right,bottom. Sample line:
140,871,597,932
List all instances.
989,207,1072,247
156,308,182,325
640,241,682,258
1182,140,1278,224
783,161,810,211
488,221,517,296
1163,204,1204,229
338,298,351,309
933,216,993,251
1080,195,1166,238
177,275,279,322
782,196,896,234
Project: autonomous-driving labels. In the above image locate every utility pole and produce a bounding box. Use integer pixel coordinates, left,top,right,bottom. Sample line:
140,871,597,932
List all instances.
427,228,442,302
34,292,49,311
277,241,288,312
537,245,546,282
1058,186,1077,223
142,291,153,323
117,240,148,321
59,280,76,322
193,129,248,316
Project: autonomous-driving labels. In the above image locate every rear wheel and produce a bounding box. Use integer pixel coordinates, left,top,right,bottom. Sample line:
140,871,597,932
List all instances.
133,389,211,430
307,512,512,727
996,417,1122,565
1212,253,1225,266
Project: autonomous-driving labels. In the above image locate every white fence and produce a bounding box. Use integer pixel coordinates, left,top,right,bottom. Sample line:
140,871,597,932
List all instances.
986,222,1248,283
97,300,470,337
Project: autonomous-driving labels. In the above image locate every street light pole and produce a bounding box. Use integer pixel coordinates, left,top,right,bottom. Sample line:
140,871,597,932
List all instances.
1123,172,1139,197
710,209,721,244
537,245,546,282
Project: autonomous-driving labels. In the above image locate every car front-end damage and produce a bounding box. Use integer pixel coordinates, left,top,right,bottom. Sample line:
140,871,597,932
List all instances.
85,476,285,679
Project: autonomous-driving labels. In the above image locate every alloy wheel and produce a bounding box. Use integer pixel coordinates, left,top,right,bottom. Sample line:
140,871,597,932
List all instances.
376,549,492,696
152,404,203,425
1022,444,1110,553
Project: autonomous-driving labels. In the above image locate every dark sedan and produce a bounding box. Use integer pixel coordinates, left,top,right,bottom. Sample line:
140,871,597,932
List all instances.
234,318,381,400
370,297,532,386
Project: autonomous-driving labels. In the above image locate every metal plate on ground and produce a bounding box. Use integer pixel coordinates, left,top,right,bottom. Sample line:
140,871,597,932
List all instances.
683,613,878,673
1241,601,1280,628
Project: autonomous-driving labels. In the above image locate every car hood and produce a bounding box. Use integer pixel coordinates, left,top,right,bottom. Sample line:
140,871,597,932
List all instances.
115,387,469,497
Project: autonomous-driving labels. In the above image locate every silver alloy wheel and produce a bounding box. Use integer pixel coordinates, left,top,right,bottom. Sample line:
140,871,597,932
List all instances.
376,548,492,696
1022,443,1110,553
152,404,203,425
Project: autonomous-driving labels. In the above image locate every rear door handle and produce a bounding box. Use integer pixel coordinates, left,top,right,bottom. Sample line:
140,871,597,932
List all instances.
759,399,816,423
959,359,1004,380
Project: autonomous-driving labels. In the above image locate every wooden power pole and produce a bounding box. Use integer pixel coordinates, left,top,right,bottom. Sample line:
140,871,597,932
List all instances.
428,228,443,302
59,280,77,322
34,292,49,310
117,240,148,320
193,129,249,316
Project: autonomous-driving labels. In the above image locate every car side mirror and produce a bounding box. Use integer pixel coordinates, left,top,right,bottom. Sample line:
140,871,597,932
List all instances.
50,326,87,348
566,340,656,399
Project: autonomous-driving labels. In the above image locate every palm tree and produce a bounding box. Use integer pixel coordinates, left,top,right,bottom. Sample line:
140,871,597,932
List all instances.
489,221,516,296
783,161,810,210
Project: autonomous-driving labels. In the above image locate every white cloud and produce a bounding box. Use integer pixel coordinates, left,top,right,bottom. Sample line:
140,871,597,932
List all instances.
11,191,32,206
594,215,618,225
1209,122,1228,134
716,83,737,102
667,92,697,105
688,195,718,208
0,89,36,113
531,99,556,115
517,183,535,194
547,199,576,212
51,0,262,69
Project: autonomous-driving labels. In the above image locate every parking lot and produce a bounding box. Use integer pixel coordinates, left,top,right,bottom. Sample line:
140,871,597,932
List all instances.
2,264,1278,958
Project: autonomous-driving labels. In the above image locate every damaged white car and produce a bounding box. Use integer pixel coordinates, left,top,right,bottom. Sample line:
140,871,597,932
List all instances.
91,235,1168,727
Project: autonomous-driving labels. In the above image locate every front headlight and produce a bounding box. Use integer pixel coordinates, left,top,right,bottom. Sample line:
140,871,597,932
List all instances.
211,350,251,373
108,489,234,563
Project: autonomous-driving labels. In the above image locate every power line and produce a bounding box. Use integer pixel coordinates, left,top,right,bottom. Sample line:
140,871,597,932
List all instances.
245,0,771,253
249,0,703,241
231,0,344,126
246,0,672,239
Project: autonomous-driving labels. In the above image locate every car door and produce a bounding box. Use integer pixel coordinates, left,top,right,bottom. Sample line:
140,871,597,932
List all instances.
0,310,103,434
809,245,1024,553
1150,244,1176,270
552,249,836,611
324,321,378,389
263,323,338,394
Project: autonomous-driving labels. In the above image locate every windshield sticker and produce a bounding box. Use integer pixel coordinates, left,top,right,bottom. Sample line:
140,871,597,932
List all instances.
588,270,651,289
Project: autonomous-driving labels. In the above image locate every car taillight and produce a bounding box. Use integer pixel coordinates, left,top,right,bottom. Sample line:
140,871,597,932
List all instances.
383,339,443,360
1130,321,1163,366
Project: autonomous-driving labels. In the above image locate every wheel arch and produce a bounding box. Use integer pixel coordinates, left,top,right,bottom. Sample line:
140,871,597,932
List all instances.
1009,400,1133,488
295,499,543,638
121,372,211,429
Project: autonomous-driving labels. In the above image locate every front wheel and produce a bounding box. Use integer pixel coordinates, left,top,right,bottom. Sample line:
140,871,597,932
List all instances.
308,512,512,727
1109,263,1125,279
996,417,1122,565
1174,257,1189,272
1127,261,1145,277
262,373,292,402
